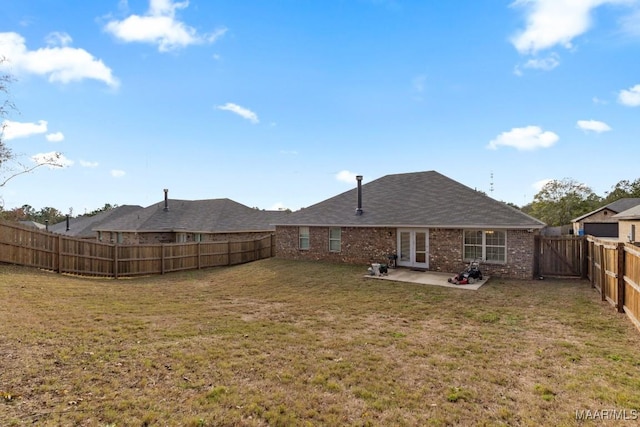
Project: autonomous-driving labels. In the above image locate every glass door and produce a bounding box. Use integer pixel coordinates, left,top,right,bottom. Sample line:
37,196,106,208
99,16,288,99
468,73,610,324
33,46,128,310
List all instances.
397,229,429,269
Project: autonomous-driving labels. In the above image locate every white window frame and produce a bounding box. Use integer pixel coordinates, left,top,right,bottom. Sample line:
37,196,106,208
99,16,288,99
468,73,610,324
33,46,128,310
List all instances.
463,230,506,263
329,227,341,252
299,227,310,250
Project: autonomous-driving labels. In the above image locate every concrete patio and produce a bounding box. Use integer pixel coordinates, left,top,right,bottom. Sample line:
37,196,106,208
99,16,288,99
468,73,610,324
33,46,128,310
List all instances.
364,267,490,290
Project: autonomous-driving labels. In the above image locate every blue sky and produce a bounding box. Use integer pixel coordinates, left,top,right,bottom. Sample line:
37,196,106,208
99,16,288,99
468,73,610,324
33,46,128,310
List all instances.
1,0,639,215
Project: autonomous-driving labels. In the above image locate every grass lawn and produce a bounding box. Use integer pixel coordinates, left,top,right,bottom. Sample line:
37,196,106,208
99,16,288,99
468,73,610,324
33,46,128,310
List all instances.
1,258,640,426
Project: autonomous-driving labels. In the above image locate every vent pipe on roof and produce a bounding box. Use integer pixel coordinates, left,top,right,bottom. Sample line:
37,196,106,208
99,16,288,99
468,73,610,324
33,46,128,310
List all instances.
66,215,70,231
355,175,363,216
163,189,169,211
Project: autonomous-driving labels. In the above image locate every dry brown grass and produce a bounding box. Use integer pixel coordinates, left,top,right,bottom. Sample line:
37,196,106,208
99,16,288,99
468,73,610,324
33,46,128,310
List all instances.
1,258,639,426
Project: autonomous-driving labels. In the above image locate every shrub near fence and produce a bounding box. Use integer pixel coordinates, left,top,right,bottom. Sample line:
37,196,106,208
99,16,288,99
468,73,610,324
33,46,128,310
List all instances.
587,236,640,332
0,220,275,278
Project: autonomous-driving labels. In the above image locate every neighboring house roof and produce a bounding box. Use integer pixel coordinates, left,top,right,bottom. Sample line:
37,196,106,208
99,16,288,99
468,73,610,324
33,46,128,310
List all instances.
95,198,287,233
275,171,545,229
572,198,640,223
49,205,144,238
612,204,640,220
19,220,46,230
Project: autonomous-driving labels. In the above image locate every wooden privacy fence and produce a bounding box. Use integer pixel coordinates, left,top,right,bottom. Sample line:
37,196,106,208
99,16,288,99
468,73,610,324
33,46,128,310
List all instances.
0,220,275,278
534,235,587,278
587,236,640,332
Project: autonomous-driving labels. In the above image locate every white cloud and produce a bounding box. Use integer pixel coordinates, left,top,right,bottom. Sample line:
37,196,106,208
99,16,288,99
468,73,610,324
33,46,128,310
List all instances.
510,0,629,54
31,152,73,168
336,170,358,184
577,119,612,133
46,132,65,142
618,84,640,106
104,0,227,52
45,31,72,47
487,126,559,151
79,160,99,168
217,103,259,124
0,32,119,88
111,169,126,178
522,53,560,71
1,119,47,140
515,53,560,75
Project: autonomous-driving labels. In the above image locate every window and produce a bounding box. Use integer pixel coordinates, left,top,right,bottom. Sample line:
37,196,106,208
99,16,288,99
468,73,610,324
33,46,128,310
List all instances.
299,227,310,250
464,230,506,263
329,227,341,252
195,233,202,243
176,233,187,243
631,225,636,243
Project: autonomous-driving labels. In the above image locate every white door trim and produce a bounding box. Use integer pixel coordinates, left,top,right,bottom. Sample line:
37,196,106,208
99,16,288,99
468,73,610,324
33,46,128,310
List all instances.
397,228,429,269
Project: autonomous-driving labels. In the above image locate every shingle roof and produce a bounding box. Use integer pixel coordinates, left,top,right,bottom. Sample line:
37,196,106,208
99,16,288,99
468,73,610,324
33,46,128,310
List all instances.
612,204,640,220
94,198,287,233
49,205,143,237
572,198,640,222
19,220,46,230
275,171,545,229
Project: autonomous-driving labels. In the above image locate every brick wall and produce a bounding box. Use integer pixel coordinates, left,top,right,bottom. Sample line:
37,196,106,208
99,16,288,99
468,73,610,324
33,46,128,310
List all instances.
276,226,537,279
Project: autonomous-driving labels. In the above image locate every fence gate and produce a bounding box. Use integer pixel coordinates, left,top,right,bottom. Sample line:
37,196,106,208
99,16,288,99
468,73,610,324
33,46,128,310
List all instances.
535,236,586,278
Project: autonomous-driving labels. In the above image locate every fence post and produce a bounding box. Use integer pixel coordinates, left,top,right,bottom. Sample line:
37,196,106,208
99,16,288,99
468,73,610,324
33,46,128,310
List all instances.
56,235,62,274
617,243,625,313
161,244,165,275
271,233,275,258
113,244,119,279
197,242,201,270
589,240,595,288
581,236,588,280
600,243,606,302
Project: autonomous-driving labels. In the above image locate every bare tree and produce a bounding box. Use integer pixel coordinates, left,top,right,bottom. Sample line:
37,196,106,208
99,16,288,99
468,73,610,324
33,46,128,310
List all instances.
1,57,63,194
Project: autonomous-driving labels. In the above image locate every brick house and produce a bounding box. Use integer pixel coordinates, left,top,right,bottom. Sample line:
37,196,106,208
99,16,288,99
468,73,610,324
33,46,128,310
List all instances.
94,191,288,244
274,171,546,279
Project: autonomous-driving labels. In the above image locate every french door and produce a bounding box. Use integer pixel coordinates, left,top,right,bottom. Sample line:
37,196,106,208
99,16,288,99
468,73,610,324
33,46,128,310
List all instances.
397,229,429,269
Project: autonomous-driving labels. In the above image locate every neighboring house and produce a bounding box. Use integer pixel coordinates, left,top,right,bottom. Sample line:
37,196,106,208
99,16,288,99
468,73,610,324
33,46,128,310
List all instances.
612,205,640,245
94,193,288,244
571,198,640,237
49,205,144,239
274,171,546,280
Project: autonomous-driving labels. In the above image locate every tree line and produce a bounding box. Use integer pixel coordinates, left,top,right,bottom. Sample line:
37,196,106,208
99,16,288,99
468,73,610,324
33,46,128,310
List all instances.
0,203,117,225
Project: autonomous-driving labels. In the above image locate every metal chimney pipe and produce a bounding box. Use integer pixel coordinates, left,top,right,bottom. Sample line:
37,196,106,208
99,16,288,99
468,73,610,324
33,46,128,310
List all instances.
66,215,70,231
355,175,363,215
163,189,169,211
